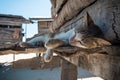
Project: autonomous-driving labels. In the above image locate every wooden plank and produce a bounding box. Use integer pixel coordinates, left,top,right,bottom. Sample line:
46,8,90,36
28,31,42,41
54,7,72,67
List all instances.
54,47,103,57
49,0,96,32
0,22,22,26
78,54,120,80
61,58,77,80
29,18,54,21
54,46,120,57
0,45,119,56
0,47,46,55
13,56,61,69
0,17,30,24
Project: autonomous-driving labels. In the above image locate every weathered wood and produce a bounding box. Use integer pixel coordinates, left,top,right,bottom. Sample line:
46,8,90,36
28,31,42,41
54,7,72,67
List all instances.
55,0,67,14
59,16,84,32
61,58,77,80
49,0,96,32
0,14,29,49
78,54,120,80
102,45,120,56
29,18,53,21
37,18,53,34
0,22,24,26
0,45,119,56
0,14,30,25
25,47,46,53
49,0,120,80
54,46,120,57
51,0,120,43
0,47,46,55
13,56,61,69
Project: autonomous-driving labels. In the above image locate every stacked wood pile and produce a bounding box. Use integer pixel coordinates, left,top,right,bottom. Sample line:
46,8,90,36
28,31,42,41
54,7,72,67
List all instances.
50,0,120,43
49,0,120,80
50,0,96,32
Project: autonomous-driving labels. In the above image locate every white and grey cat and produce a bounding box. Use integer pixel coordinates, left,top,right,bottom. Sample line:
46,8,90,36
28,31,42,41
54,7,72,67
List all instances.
18,34,49,48
44,13,111,62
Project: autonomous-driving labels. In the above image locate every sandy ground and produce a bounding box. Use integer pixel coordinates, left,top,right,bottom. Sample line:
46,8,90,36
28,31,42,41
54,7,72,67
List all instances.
0,54,103,80
0,65,103,80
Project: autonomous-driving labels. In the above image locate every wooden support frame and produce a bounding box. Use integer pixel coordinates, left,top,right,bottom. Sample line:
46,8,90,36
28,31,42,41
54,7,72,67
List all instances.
0,45,120,56
0,46,46,55
0,44,120,80
61,58,78,80
54,46,120,57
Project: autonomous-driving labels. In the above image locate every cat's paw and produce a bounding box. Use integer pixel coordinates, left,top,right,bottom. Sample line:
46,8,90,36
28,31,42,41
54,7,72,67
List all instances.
45,39,65,49
44,49,53,62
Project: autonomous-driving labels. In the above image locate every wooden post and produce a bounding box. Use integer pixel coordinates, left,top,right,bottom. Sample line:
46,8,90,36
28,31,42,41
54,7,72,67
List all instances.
61,58,77,80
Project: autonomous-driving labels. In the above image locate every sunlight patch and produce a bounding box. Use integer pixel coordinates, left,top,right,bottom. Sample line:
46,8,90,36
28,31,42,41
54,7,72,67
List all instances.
78,77,104,80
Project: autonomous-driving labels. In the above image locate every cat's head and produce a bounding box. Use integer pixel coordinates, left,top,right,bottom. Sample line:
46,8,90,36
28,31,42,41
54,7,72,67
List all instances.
74,13,96,40
69,13,110,48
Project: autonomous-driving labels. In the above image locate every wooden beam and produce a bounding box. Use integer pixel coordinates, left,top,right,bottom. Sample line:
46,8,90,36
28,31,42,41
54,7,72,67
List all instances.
54,46,120,57
78,53,120,80
0,47,46,55
61,58,78,80
54,47,103,57
0,17,30,24
0,45,120,56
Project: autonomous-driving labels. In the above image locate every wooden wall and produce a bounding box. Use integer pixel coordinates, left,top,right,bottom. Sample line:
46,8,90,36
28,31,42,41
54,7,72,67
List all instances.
0,26,23,48
38,21,52,34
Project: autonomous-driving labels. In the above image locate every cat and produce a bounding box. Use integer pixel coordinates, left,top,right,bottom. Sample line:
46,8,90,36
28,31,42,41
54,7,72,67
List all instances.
69,13,111,49
44,30,72,62
44,13,111,62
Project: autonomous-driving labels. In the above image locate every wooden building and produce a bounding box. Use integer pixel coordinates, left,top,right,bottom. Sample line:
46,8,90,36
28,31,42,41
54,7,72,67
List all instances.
0,14,30,48
30,18,53,34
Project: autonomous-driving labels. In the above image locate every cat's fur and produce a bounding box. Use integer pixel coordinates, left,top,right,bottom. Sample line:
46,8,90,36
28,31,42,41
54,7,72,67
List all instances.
44,13,111,62
69,13,111,49
17,34,49,48
44,30,72,62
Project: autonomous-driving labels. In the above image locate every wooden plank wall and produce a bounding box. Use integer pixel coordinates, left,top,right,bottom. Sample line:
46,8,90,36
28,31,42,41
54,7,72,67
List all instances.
38,21,51,34
0,28,22,48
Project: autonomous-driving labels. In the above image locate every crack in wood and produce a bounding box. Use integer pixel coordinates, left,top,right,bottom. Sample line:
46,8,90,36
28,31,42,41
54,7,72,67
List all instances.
112,9,119,40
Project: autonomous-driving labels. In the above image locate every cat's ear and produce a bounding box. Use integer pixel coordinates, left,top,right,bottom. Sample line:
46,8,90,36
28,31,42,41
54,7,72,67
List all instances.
93,37,111,46
86,12,94,26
